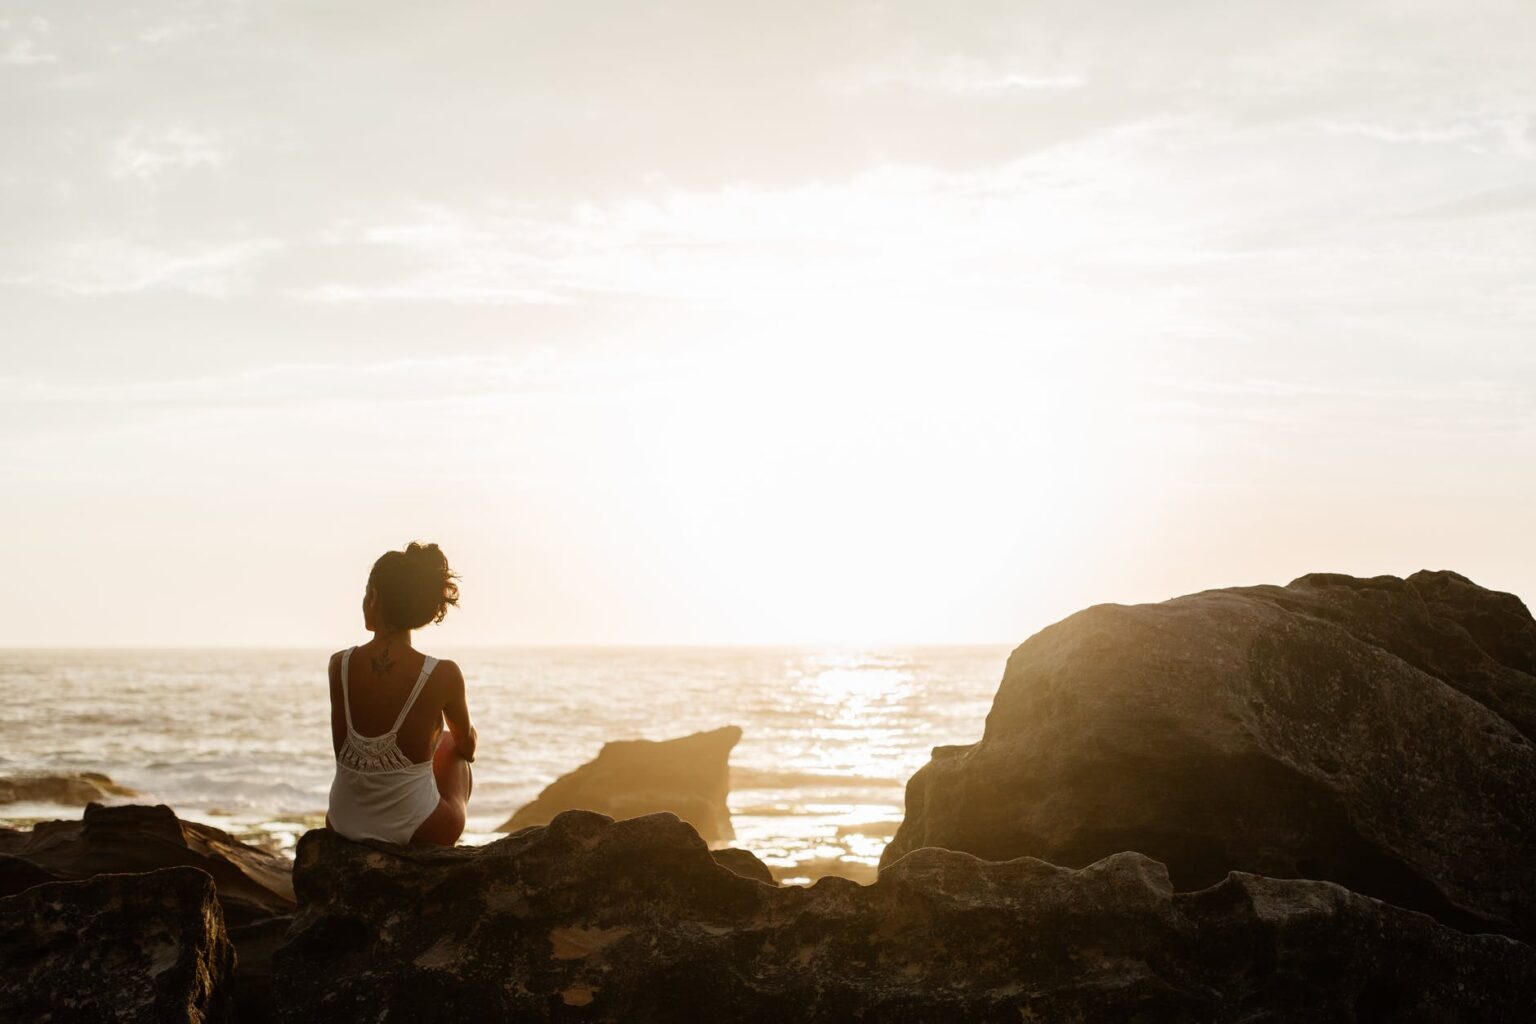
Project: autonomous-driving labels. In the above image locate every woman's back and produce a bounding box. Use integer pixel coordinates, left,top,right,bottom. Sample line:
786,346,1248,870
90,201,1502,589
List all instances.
330,642,447,766
324,541,477,847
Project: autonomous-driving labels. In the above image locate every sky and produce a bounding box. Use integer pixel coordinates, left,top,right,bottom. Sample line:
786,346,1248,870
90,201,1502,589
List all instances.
2,0,1533,646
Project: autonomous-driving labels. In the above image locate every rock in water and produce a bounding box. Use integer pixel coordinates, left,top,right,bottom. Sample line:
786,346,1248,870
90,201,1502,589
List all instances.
0,770,138,805
880,570,1536,940
0,866,234,1023
0,802,295,926
273,810,1536,1022
496,725,740,841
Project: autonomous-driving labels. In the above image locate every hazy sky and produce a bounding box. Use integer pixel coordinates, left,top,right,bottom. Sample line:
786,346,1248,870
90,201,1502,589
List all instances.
3,1,1533,646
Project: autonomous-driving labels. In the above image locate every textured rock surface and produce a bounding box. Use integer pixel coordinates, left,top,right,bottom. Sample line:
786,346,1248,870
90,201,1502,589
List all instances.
881,570,1536,940
274,809,1536,1023
497,725,741,841
0,802,295,926
0,866,234,1023
0,770,138,806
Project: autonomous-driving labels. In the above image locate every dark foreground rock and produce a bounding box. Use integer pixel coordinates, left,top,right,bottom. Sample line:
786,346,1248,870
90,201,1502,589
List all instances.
0,802,295,925
274,809,1536,1023
882,570,1536,940
0,770,138,805
0,865,234,1023
0,803,296,1021
497,725,740,841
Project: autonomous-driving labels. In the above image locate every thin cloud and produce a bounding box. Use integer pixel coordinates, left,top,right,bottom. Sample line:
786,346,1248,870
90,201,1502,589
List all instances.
0,15,56,65
3,237,281,296
832,57,1088,97
109,124,228,181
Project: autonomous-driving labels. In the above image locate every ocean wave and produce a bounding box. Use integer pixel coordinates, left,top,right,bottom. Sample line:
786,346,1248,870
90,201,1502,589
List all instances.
730,767,904,789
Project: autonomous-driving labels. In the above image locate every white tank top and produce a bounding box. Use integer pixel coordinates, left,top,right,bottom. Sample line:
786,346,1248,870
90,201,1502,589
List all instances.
327,647,442,844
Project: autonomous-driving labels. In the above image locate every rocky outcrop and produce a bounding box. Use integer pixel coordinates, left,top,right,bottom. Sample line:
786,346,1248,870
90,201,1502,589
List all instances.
0,866,234,1023
0,802,294,926
274,809,1536,1022
497,726,740,841
709,845,776,884
0,803,296,1021
0,770,138,805
881,570,1536,940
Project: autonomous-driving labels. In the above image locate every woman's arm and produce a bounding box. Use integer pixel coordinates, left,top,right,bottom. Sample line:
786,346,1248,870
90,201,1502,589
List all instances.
440,660,477,762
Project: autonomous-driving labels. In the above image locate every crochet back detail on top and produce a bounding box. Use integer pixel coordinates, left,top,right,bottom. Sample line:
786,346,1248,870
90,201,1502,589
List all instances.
337,647,437,773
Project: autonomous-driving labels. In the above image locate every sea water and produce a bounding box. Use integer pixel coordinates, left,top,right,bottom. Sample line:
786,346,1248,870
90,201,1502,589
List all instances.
0,646,1007,882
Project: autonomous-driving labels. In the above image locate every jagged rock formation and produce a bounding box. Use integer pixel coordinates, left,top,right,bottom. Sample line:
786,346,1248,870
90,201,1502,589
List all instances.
0,802,296,1021
497,725,740,841
0,866,234,1023
274,809,1536,1022
0,802,294,925
0,770,138,805
880,570,1536,941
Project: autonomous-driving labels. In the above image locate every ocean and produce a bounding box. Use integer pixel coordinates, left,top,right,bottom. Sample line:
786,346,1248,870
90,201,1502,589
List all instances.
0,645,1009,882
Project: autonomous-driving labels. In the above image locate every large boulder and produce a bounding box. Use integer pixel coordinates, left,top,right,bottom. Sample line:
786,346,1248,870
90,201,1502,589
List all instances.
0,770,138,806
880,570,1536,940
0,802,294,926
0,866,234,1023
497,725,740,841
274,809,1536,1022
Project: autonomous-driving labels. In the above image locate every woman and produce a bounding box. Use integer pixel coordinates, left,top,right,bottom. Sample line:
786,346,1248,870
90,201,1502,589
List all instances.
326,542,477,846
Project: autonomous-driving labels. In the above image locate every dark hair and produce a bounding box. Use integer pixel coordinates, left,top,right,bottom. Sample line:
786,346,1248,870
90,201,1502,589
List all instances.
367,542,460,631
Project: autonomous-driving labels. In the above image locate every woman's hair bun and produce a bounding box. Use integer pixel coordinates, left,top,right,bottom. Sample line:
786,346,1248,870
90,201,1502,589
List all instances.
367,541,460,631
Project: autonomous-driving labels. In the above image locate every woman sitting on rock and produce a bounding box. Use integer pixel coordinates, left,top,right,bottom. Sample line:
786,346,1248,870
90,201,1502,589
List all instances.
326,542,477,846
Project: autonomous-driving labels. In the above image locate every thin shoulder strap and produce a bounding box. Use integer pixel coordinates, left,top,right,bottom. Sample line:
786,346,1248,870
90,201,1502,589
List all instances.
388,655,438,733
339,647,357,732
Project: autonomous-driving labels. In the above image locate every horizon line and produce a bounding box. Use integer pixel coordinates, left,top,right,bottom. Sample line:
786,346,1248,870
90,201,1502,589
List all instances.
0,640,1021,652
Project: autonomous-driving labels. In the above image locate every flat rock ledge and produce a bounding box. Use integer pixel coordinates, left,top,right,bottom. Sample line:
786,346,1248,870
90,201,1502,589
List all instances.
497,725,741,842
274,809,1536,1023
0,865,234,1023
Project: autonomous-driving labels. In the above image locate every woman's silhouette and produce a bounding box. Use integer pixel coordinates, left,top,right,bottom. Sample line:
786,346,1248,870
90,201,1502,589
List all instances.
326,542,476,846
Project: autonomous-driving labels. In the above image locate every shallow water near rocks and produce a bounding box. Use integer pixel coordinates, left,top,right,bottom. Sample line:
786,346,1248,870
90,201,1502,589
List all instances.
0,646,1004,882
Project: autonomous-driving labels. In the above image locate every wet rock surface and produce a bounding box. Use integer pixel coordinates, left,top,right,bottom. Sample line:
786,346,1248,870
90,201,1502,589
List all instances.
274,809,1536,1023
497,725,741,841
0,865,234,1023
882,570,1536,940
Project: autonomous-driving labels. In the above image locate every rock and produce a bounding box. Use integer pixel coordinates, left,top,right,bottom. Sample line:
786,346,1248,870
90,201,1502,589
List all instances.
709,846,775,885
273,809,1536,1022
497,725,741,841
0,854,55,894
0,865,234,1023
0,770,137,805
0,803,295,927
229,915,293,1023
880,570,1536,940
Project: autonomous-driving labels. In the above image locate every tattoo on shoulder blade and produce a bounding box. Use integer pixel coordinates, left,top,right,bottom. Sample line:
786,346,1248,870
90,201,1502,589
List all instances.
370,641,396,678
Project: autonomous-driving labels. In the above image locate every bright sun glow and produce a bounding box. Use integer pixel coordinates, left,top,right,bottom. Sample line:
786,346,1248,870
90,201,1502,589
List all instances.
2,2,1532,645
